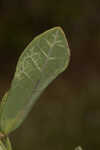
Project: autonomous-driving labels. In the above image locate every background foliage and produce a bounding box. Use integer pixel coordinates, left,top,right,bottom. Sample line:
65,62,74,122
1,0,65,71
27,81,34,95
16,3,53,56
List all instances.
0,0,100,150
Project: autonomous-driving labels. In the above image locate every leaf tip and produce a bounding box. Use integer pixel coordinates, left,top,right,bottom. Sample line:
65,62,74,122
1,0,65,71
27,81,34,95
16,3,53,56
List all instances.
53,26,64,33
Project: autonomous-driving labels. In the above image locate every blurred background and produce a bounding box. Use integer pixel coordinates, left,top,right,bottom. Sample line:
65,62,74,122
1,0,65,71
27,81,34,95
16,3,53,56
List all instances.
0,0,100,150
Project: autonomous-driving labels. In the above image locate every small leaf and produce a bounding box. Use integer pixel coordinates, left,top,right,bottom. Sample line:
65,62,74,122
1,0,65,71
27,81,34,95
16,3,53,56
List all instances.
0,140,7,150
75,146,83,150
3,138,12,150
0,93,8,119
0,27,70,134
0,138,12,150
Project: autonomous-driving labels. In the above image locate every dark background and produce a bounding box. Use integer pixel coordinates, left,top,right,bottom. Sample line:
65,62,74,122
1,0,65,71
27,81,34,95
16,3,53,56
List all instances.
0,0,100,150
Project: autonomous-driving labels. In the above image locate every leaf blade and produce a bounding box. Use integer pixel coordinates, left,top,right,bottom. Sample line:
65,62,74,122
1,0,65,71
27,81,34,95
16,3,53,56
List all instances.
0,27,70,134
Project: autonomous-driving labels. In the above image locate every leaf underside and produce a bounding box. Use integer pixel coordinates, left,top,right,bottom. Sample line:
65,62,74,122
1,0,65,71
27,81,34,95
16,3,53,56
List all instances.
0,27,70,134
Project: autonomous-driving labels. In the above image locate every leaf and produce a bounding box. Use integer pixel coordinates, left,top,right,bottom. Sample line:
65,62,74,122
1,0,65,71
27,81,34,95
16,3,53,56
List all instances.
75,146,83,150
0,93,8,120
0,27,70,134
3,138,12,150
0,140,7,150
0,138,12,150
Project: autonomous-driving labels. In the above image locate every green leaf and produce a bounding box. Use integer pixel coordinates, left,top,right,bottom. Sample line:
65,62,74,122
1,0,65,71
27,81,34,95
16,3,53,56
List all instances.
3,138,12,150
0,27,70,134
0,140,7,150
75,146,83,150
0,93,8,119
0,138,12,150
